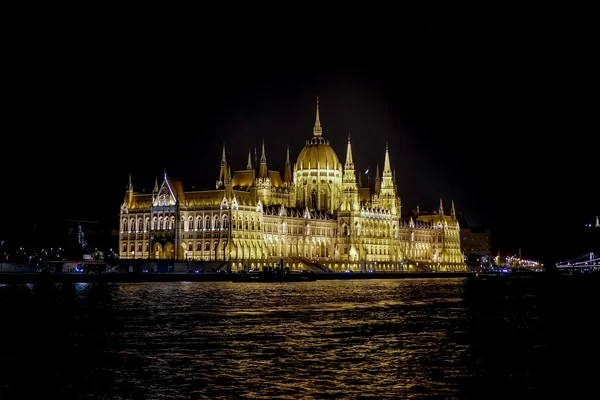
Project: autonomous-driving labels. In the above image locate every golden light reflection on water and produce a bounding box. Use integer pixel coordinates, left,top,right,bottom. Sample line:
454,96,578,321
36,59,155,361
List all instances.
103,278,475,398
0,277,547,399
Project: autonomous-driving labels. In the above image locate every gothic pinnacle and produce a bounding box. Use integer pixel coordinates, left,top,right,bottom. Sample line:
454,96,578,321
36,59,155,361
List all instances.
260,138,267,163
247,148,253,169
313,96,322,137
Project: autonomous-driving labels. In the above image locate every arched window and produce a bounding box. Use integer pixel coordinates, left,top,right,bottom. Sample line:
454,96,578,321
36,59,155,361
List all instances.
196,242,202,251
205,242,210,251
122,219,128,232
138,243,142,252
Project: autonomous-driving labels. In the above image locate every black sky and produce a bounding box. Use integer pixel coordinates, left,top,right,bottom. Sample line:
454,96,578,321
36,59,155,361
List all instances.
4,16,598,265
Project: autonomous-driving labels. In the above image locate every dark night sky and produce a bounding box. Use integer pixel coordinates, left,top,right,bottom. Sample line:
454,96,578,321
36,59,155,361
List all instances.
3,17,598,266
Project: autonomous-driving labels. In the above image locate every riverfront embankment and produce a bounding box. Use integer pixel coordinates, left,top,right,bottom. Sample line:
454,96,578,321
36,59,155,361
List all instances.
0,271,476,284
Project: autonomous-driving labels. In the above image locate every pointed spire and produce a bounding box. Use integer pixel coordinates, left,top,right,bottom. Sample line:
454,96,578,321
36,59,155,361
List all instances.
259,138,268,179
221,143,227,163
227,165,232,183
217,143,228,185
313,96,322,137
383,142,392,177
345,133,354,168
260,138,267,163
596,216,599,227
284,145,293,184
451,200,456,216
153,176,158,192
247,148,253,169
128,172,133,191
164,168,167,178
439,198,444,215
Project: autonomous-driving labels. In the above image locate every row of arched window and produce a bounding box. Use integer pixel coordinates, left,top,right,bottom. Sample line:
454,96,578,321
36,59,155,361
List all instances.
122,241,221,253
122,243,149,253
122,216,175,232
183,215,229,231
121,215,232,232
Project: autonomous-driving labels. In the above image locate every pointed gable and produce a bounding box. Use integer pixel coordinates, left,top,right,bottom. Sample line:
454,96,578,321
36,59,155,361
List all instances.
303,206,311,219
154,178,177,207
220,195,229,209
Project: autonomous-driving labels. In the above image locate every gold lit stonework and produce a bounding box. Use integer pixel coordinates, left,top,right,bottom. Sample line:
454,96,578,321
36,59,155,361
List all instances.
119,100,467,272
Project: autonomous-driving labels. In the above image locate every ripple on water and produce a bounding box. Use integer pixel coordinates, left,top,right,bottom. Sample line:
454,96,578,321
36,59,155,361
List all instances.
0,277,549,399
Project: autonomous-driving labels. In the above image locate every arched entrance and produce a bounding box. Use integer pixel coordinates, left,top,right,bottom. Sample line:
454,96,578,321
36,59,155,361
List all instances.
153,242,163,259
181,243,187,261
164,242,175,260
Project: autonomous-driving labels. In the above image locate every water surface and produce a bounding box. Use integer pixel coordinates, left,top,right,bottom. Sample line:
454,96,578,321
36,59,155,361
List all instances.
0,277,582,399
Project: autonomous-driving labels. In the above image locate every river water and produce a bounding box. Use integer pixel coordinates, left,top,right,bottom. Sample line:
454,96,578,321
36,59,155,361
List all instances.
0,277,596,399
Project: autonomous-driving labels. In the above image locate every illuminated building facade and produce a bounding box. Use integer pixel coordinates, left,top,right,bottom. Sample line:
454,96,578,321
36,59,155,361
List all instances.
119,100,467,272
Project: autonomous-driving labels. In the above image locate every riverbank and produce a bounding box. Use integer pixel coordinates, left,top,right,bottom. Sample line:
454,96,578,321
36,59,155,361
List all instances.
0,271,476,284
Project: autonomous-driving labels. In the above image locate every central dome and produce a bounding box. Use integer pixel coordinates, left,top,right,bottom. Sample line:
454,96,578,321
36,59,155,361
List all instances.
296,137,340,170
295,97,340,171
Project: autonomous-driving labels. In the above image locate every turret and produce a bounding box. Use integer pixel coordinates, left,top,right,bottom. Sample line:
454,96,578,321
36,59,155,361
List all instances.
344,133,355,177
126,172,134,206
342,134,359,210
374,164,381,196
258,138,268,180
247,148,253,170
224,164,233,198
283,145,293,186
217,143,228,189
379,143,395,212
256,138,271,204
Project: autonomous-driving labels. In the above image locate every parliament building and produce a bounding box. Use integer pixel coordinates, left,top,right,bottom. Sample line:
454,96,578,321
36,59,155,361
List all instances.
119,100,466,272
